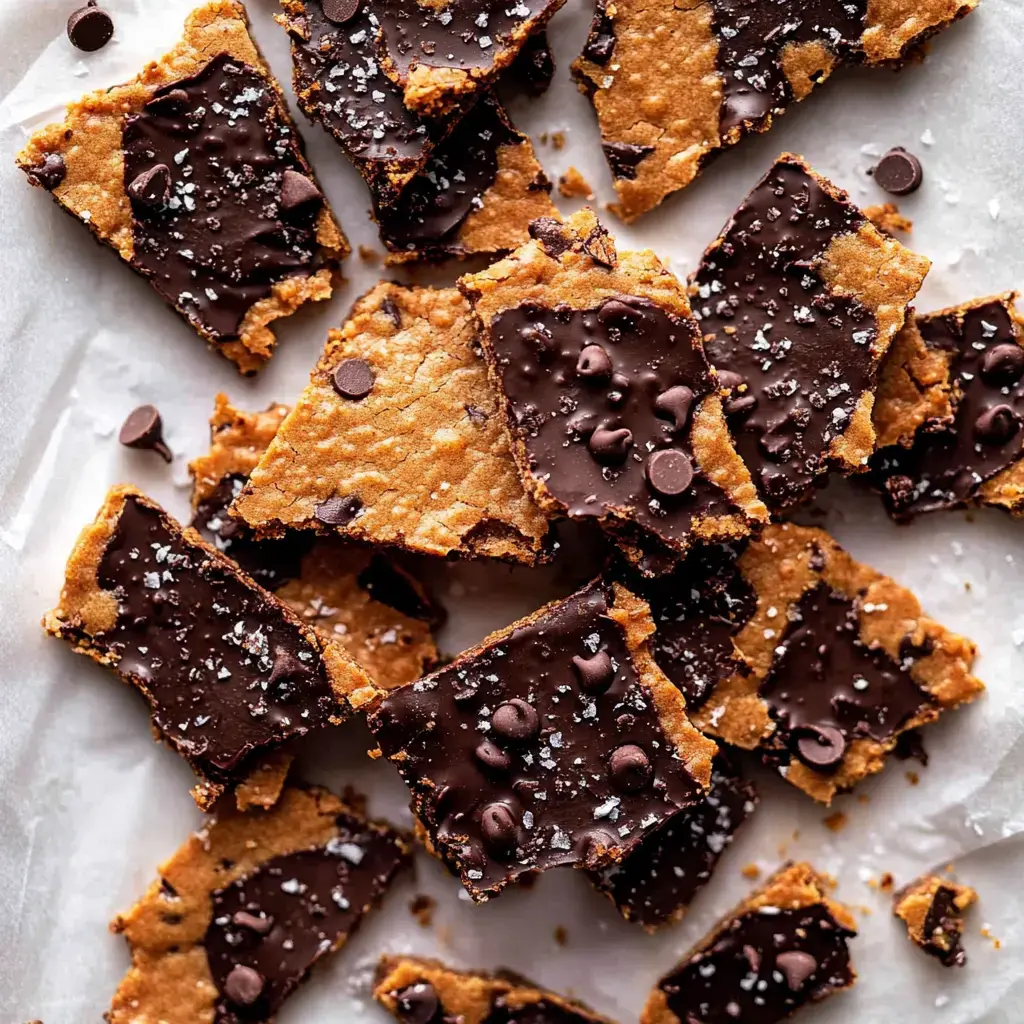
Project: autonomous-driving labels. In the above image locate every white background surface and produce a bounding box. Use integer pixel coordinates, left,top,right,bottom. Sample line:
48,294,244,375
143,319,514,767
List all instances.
2,2,1024,1022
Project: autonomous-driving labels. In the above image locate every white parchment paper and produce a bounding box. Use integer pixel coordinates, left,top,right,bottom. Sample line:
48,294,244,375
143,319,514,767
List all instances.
2,2,1024,1022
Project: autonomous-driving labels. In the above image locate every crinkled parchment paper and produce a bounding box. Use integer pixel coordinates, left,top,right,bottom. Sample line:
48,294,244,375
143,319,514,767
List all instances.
2,2,1024,1021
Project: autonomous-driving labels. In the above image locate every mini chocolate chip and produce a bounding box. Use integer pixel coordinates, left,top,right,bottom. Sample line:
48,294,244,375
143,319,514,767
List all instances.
491,698,539,741
279,168,323,214
646,449,694,498
119,405,172,463
588,425,633,463
872,148,923,196
480,802,518,853
775,950,818,990
583,30,615,65
716,370,745,392
268,648,308,686
26,153,66,191
572,651,614,693
653,385,695,432
67,3,113,52
223,964,265,1006
127,164,171,208
395,982,440,1024
974,404,1019,445
314,494,362,526
607,743,652,792
981,343,1024,385
724,392,758,417
322,0,361,22
232,911,273,935
576,344,613,380
332,358,375,400
597,297,637,327
475,739,511,773
795,725,847,769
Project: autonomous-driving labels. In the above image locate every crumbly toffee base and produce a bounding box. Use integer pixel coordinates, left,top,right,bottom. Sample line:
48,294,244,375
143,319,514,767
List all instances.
690,522,983,804
233,281,553,565
190,394,439,687
16,0,348,374
892,873,977,967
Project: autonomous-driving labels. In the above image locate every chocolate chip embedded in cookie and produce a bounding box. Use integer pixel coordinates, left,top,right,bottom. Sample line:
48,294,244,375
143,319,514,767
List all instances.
16,1,348,374
43,486,377,811
572,0,979,221
232,282,553,566
642,862,857,1024
368,578,717,901
459,208,768,566
893,874,977,967
107,786,411,1024
690,155,930,513
871,293,1024,519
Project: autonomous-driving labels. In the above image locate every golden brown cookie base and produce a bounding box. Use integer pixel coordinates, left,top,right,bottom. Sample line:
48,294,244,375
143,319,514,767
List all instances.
893,873,977,965
233,282,552,565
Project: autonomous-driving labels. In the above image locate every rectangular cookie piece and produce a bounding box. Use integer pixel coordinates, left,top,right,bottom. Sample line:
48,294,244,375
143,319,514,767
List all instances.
871,293,1024,519
233,281,552,565
44,487,376,811
642,862,857,1024
690,154,930,512
459,208,768,565
375,955,619,1024
572,0,978,221
685,523,984,804
588,754,757,931
16,1,348,375
190,394,440,688
893,874,977,967
108,786,411,1024
367,578,718,901
373,93,560,264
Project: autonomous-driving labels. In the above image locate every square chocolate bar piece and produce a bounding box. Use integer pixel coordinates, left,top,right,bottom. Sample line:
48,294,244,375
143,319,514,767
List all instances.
17,1,348,374
690,154,930,512
368,578,717,900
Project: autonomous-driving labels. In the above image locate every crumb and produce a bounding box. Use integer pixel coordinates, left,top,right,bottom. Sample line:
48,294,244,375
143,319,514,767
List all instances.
539,131,548,144
551,131,565,150
907,770,920,785
965,581,972,592
864,202,913,236
741,863,761,880
409,893,436,929
553,925,568,946
856,794,871,805
358,244,381,264
777,842,788,858
857,904,873,916
981,925,1002,950
558,166,594,201
880,872,894,892
823,811,847,832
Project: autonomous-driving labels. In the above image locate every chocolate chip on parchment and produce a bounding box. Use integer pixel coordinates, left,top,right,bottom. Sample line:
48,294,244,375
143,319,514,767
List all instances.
67,2,113,52
872,148,923,196
26,153,66,191
279,169,323,215
119,405,172,463
127,164,171,208
572,651,614,694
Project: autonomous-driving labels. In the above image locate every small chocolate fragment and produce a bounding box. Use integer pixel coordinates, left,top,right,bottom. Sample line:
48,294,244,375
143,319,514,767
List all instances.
572,651,614,693
127,164,171,208
872,148,923,196
280,169,324,215
491,698,539,741
67,3,114,52
223,964,265,1006
314,494,362,526
26,153,66,191
608,744,652,792
119,404,172,463
332,358,375,400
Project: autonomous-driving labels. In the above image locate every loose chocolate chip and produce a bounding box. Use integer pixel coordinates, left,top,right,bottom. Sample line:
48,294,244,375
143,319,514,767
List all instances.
607,743,652,792
127,164,171,208
974,404,1019,445
279,168,323,214
67,3,113,52
981,343,1024,386
232,911,273,935
332,358,375,400
588,426,633,464
119,404,172,463
475,739,511,773
480,802,518,853
654,385,695,432
577,344,613,380
268,649,308,686
872,148,923,196
602,141,655,181
223,964,265,1006
795,725,847,770
26,153,67,191
491,698,539,741
314,494,362,526
775,950,818,990
646,449,694,498
395,982,440,1024
572,651,614,694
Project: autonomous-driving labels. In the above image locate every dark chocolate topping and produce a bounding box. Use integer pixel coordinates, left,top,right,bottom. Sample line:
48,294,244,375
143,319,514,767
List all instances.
67,3,114,52
205,813,409,1023
374,95,522,257
921,885,967,967
25,152,67,191
759,583,933,773
122,53,326,341
693,158,875,510
602,142,655,181
368,579,702,897
873,300,1024,518
486,998,599,1024
658,903,855,1023
356,554,441,624
96,496,336,786
708,0,866,137
590,757,757,929
488,294,737,552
